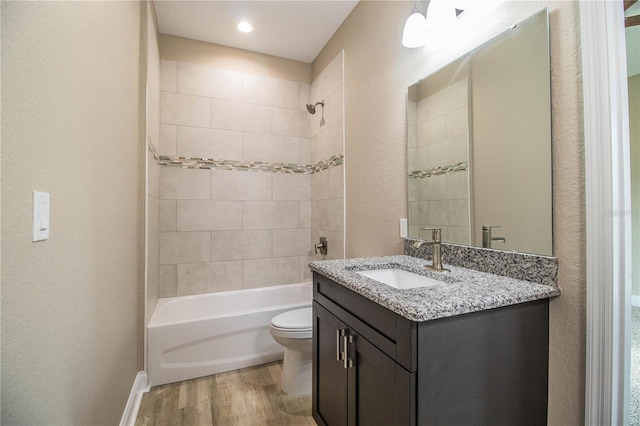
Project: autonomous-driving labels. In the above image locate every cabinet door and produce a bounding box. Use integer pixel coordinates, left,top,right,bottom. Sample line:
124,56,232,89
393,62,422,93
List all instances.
347,333,415,426
313,302,348,426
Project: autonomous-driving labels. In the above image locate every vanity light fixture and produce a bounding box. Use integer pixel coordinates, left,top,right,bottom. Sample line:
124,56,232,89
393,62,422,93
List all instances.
402,2,428,48
237,21,253,33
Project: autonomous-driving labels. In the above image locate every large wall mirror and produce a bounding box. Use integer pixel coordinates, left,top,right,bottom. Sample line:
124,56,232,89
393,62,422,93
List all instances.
407,9,552,256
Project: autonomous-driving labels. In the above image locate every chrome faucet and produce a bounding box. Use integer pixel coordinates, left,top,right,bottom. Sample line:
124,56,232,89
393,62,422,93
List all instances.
412,228,449,272
482,226,506,249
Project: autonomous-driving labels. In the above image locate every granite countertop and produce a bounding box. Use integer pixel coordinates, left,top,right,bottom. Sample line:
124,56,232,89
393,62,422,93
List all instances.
309,255,561,322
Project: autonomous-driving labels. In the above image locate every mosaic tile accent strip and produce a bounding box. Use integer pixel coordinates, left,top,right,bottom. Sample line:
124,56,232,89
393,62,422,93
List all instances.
309,255,560,322
148,139,343,175
408,161,468,179
404,239,558,287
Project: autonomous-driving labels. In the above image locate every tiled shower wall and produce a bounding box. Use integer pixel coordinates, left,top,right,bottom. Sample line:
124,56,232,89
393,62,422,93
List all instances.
157,60,313,296
311,52,345,261
408,78,470,244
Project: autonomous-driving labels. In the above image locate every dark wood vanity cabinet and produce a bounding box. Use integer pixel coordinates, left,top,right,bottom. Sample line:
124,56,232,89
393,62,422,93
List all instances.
312,272,550,426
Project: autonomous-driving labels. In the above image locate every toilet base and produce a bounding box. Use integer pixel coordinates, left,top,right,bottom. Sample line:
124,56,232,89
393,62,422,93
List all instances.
281,347,312,396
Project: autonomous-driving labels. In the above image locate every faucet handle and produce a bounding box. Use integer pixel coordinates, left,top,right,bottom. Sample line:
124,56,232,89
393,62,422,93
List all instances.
482,225,501,231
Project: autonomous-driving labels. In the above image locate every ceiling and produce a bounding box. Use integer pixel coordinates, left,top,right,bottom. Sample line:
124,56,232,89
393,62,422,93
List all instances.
153,1,359,63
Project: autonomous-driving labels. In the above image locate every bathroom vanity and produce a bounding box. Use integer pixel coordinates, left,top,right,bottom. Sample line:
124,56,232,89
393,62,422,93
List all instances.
310,255,560,426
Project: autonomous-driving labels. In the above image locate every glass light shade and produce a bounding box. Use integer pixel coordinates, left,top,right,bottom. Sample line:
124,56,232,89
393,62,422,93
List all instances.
402,11,428,48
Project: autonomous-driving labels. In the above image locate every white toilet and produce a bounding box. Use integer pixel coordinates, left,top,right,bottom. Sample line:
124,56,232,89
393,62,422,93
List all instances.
269,307,313,396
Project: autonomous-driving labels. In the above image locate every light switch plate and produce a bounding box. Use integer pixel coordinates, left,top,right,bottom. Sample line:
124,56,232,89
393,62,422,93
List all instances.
400,218,408,238
32,191,50,242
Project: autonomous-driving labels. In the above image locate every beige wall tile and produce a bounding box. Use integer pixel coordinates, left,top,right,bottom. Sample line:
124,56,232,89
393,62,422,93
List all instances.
243,201,299,229
211,99,243,131
159,199,177,232
242,133,299,164
161,92,211,127
178,62,242,100
176,126,243,160
300,201,311,228
299,138,311,164
160,59,177,92
242,103,272,134
448,226,471,245
211,169,271,200
273,229,312,257
408,201,420,224
177,261,243,295
148,195,160,304
242,230,273,259
418,202,429,226
408,147,418,171
449,79,468,112
417,174,446,201
449,134,469,164
243,257,300,288
316,198,343,231
211,230,244,261
311,170,330,201
159,124,177,156
159,232,211,264
419,115,446,147
272,107,309,138
427,199,469,227
446,107,468,139
298,84,311,111
243,74,300,109
177,200,243,231
299,256,312,282
446,171,469,200
212,99,271,134
408,178,419,202
408,124,418,149
329,165,344,199
325,85,343,127
160,167,210,200
159,265,177,298
273,173,311,200
313,120,343,161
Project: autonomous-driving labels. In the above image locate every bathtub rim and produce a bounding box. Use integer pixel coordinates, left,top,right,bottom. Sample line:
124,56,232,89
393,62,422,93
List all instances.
149,281,312,328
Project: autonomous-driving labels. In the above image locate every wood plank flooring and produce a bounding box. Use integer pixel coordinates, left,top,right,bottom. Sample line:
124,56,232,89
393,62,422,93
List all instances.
135,362,316,426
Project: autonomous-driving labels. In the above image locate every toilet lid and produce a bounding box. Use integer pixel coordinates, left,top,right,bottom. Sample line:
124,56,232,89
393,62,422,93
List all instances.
271,307,312,330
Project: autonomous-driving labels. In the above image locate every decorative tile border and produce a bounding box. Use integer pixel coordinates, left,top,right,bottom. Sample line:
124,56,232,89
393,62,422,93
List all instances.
408,162,468,179
147,139,343,175
404,238,558,287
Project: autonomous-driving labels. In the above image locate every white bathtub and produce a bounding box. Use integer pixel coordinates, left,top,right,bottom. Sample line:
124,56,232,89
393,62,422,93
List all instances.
148,282,312,387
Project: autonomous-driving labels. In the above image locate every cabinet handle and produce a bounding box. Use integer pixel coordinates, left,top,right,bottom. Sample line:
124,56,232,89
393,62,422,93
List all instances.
343,334,353,369
336,329,345,361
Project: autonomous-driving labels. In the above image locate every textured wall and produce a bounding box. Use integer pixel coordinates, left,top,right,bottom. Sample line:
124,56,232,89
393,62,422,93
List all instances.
313,1,585,423
1,1,140,424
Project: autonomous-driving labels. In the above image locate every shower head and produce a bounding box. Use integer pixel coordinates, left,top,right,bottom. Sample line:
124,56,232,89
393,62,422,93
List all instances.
306,100,325,114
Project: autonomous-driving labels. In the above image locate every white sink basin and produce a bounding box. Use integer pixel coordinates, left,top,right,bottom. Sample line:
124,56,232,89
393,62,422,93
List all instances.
356,269,443,289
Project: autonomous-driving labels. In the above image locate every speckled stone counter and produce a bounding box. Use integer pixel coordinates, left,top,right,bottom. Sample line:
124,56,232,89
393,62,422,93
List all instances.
309,255,560,322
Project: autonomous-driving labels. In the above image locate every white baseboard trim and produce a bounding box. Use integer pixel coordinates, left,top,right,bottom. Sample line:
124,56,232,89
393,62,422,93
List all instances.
632,295,640,307
120,371,150,426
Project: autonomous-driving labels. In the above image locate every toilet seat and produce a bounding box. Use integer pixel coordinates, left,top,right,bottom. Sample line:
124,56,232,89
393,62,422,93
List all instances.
270,307,312,339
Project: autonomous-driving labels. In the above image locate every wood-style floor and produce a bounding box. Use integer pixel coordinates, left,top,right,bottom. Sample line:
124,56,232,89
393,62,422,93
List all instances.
135,361,316,426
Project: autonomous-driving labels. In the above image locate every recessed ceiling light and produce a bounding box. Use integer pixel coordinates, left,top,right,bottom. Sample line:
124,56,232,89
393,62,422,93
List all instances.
237,21,253,33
